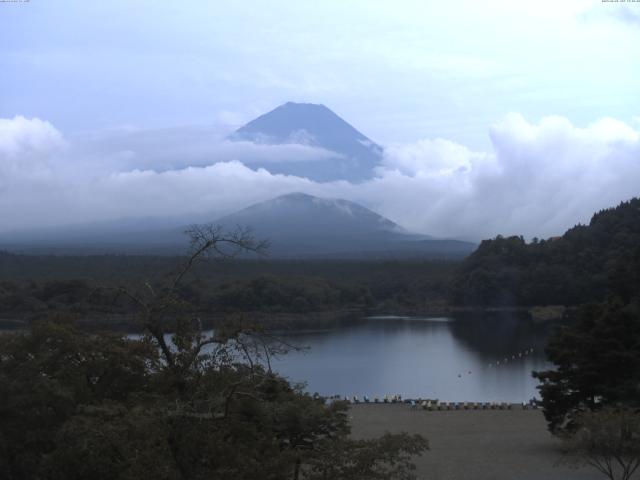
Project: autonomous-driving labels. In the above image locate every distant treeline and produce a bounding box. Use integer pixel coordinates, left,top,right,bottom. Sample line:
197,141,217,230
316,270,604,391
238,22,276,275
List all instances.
0,255,457,325
451,198,640,307
4,198,640,320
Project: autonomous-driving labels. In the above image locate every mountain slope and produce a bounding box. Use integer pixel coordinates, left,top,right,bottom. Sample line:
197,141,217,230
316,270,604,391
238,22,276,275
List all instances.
229,102,382,182
0,193,476,259
216,192,474,258
219,192,405,237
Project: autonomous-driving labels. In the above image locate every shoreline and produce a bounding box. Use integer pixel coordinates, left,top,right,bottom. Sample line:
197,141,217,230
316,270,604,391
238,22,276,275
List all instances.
0,303,569,334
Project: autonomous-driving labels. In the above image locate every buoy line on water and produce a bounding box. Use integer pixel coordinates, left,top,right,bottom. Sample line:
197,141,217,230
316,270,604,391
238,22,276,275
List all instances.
482,347,535,370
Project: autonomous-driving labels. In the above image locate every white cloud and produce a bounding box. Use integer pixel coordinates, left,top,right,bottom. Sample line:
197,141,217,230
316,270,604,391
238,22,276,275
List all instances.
79,161,316,221
0,116,66,192
349,113,640,240
68,126,342,175
379,138,490,177
0,116,64,158
1,114,639,242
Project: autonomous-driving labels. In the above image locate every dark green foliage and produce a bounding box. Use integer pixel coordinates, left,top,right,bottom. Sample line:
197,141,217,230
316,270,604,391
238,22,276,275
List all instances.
0,322,157,479
34,279,93,303
451,234,607,306
0,259,456,326
0,320,427,480
212,275,372,313
533,301,640,434
451,198,640,307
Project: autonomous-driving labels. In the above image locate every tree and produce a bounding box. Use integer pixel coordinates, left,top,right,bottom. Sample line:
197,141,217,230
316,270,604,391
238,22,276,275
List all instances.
451,197,640,308
563,407,640,480
0,321,157,480
0,224,428,480
533,301,640,434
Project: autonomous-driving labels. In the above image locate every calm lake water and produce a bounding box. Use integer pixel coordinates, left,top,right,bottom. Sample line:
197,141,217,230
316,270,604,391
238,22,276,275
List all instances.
269,315,554,403
2,314,554,403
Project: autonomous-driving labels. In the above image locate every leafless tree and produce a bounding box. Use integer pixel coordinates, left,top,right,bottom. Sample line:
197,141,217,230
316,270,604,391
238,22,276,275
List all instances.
563,407,640,480
115,224,273,373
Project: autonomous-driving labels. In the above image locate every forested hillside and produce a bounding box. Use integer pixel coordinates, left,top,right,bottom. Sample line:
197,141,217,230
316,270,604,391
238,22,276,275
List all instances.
451,198,640,307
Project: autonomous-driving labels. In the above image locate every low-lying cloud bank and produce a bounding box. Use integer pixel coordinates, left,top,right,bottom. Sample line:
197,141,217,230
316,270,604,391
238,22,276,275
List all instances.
0,113,638,241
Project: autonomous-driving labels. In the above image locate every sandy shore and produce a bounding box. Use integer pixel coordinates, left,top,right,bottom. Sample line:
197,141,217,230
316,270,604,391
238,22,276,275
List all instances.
349,404,600,480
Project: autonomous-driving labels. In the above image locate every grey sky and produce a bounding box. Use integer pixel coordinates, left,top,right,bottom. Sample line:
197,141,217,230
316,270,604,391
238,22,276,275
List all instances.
2,0,638,148
0,1,639,240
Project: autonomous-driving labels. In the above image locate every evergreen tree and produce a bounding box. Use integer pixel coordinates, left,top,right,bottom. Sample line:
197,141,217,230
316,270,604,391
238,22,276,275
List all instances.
533,301,640,433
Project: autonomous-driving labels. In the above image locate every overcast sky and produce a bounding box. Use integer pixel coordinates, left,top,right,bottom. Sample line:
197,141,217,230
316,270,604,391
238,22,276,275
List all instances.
1,0,639,240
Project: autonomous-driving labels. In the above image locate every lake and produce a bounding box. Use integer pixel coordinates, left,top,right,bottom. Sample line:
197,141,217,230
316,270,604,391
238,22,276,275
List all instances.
2,313,554,403
268,315,553,403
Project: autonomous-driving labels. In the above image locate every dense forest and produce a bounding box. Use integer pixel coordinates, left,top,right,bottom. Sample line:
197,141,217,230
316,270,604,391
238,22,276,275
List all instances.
451,198,640,307
0,255,455,331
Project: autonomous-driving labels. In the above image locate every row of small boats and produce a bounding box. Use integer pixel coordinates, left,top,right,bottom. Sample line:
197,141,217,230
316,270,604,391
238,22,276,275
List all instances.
409,400,539,410
323,394,539,410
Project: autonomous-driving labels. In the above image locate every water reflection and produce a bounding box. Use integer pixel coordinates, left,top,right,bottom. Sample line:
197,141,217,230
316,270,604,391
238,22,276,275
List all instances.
270,315,552,402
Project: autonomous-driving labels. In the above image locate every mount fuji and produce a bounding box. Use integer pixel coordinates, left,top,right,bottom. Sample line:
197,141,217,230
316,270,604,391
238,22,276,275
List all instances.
229,102,382,182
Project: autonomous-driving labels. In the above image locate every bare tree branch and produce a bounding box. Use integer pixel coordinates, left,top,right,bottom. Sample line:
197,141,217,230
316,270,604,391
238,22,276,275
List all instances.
171,224,269,293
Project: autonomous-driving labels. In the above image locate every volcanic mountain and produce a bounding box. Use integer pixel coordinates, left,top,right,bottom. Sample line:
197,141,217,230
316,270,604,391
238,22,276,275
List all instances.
229,102,382,182
0,193,476,258
215,192,476,258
